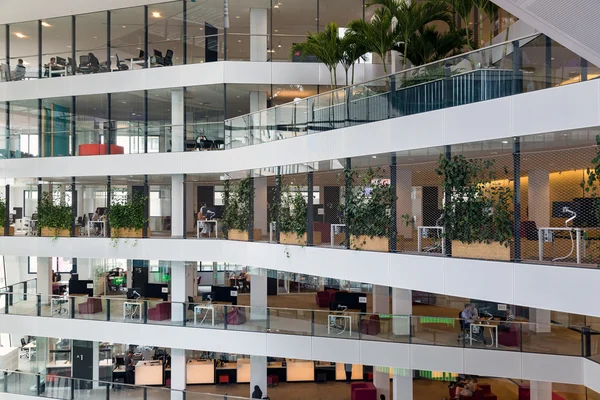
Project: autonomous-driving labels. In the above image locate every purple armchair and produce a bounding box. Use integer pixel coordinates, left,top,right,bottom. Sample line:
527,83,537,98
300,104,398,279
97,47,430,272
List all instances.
78,298,103,315
351,382,376,400
226,307,247,325
148,302,171,321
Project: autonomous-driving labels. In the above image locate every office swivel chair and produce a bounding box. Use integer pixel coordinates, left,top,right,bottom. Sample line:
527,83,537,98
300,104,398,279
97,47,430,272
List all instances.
186,296,196,322
164,49,174,66
115,54,129,71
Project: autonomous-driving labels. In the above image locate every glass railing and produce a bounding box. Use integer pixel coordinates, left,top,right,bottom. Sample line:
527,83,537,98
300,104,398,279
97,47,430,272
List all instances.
0,368,250,400
224,32,596,149
1,122,224,158
0,279,37,308
2,291,599,360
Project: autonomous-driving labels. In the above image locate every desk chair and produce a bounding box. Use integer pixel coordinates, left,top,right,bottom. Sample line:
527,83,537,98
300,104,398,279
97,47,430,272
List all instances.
115,54,129,71
186,296,196,322
164,50,174,66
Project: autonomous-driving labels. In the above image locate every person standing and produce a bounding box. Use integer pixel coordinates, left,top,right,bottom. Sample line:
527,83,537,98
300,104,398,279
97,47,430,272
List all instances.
125,350,135,387
344,363,353,383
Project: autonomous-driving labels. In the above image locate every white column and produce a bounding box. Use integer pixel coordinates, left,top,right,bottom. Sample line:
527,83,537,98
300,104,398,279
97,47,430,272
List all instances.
250,355,267,399
77,258,92,281
171,262,194,323
392,288,411,336
171,88,185,152
250,8,267,62
528,170,550,227
373,285,390,400
250,268,267,321
530,381,552,400
92,341,100,389
529,308,551,333
170,348,186,400
396,170,413,238
254,177,268,238
171,174,184,238
392,369,413,400
37,257,52,305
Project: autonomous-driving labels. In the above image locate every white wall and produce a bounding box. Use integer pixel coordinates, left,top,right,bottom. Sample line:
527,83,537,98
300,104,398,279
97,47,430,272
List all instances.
1,237,600,317
0,312,588,386
1,78,598,180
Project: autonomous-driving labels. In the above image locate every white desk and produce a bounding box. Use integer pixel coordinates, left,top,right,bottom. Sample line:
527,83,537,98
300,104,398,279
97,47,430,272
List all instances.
23,342,36,360
538,227,587,264
124,302,142,322
135,360,163,385
128,58,146,69
27,220,38,236
330,224,346,247
417,226,445,253
0,347,19,371
470,323,498,348
87,220,106,237
194,304,215,326
51,297,69,315
197,220,218,238
328,314,352,336
15,218,31,234
46,66,67,77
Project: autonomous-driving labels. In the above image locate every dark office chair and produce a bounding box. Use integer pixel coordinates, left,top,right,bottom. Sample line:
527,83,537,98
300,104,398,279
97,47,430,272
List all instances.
164,49,174,66
78,55,91,74
115,54,129,71
186,296,197,322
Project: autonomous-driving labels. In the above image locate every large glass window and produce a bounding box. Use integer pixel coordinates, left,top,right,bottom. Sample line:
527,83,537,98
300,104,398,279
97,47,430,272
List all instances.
75,94,109,155
76,12,108,74
228,0,271,61
9,100,39,158
319,0,364,30
112,91,145,154
111,6,146,70
0,26,6,79
148,1,184,66
41,17,73,78
186,0,225,63
186,84,225,145
147,88,172,152
41,97,73,157
272,0,317,61
9,21,38,79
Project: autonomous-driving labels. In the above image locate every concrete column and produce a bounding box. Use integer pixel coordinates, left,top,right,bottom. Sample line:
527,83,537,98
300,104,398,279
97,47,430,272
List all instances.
38,257,52,305
530,381,552,400
373,285,390,400
392,288,412,336
77,258,92,281
250,91,267,144
250,355,267,399
528,170,550,227
171,88,185,152
396,170,413,238
392,369,413,400
254,176,268,237
170,348,186,400
171,262,194,324
529,308,551,333
250,8,267,62
250,268,267,321
171,174,184,238
92,341,100,389
185,182,195,236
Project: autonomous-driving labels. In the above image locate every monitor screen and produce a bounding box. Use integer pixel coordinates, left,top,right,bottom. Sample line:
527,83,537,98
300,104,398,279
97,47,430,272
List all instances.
153,49,163,58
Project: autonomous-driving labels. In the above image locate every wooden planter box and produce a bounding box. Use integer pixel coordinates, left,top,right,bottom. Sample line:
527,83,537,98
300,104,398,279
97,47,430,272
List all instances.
279,231,323,245
0,226,14,236
350,235,389,252
452,240,510,261
41,227,79,237
228,228,263,241
111,228,150,238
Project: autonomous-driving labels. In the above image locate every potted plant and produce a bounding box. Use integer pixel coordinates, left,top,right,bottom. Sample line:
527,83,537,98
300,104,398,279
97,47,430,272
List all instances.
108,193,148,238
222,177,261,241
37,191,76,238
436,154,513,260
342,167,396,251
271,185,322,245
0,197,13,236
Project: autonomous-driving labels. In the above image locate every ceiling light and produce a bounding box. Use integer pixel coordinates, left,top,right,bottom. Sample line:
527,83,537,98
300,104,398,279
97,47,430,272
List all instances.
274,3,280,8
152,11,162,18
238,39,242,42
122,25,127,28
93,36,98,39
14,32,27,39
199,27,203,30
41,22,51,27
236,16,240,19
277,44,281,48
372,156,377,159
132,113,136,116
501,140,508,144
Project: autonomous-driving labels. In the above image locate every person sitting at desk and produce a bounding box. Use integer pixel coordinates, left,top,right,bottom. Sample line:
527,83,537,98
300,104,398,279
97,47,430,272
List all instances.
92,208,104,236
44,58,58,77
12,59,26,81
195,135,210,151
499,306,515,332
197,204,215,238
461,303,484,343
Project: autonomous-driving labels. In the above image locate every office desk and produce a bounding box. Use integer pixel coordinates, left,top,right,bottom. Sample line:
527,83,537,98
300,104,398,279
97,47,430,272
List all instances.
127,58,146,69
236,358,250,383
538,227,587,264
186,360,214,384
194,304,215,326
417,226,445,253
328,313,352,336
135,360,163,385
45,66,67,77
87,220,106,237
124,302,142,322
47,360,72,377
286,359,314,382
23,341,36,360
470,323,498,348
0,347,19,371
197,220,218,238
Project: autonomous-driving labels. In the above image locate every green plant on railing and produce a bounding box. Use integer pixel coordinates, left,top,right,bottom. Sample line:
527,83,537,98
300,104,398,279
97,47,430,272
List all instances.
108,192,147,239
37,190,75,239
278,186,308,242
341,167,396,246
222,176,253,235
436,154,513,246
580,134,600,266
0,198,5,228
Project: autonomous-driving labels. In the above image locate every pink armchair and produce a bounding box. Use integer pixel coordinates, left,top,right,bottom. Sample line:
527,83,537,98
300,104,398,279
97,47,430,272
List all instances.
78,298,103,315
148,302,172,321
316,290,334,308
226,307,247,325
498,324,520,347
351,382,376,400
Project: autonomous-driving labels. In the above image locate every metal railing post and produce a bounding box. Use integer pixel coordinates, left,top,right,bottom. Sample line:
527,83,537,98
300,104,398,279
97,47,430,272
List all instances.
143,301,148,324
106,299,111,321
37,294,41,316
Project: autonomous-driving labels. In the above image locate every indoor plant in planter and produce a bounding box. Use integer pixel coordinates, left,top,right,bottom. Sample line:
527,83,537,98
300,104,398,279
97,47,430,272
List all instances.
37,191,76,238
108,193,148,238
436,154,513,261
222,177,261,241
274,186,310,245
0,197,13,236
343,167,396,251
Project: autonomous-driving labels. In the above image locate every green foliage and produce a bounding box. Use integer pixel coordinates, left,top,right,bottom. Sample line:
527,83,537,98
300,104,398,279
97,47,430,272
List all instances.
404,26,469,66
277,186,308,239
0,197,5,228
222,176,253,233
436,154,513,246
580,135,600,265
108,192,147,233
339,29,369,85
37,190,75,234
342,167,396,239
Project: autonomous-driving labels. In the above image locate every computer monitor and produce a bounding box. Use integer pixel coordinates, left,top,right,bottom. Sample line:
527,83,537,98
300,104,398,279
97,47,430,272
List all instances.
153,49,163,58
80,55,90,65
56,56,67,66
138,50,145,58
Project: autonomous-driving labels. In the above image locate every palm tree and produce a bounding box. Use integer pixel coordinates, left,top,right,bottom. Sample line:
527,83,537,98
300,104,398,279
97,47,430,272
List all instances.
405,25,468,66
444,0,476,51
368,0,454,70
290,22,343,89
340,30,369,85
347,8,398,75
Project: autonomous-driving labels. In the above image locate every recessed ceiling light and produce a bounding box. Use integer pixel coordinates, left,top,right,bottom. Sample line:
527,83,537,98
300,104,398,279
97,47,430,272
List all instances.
372,156,377,159
199,27,203,30
41,22,51,27
501,140,508,144
14,32,27,39
152,11,161,18
236,16,240,19
236,96,240,99
132,112,136,115
93,36,98,39
122,25,127,28
277,44,281,48
238,39,242,42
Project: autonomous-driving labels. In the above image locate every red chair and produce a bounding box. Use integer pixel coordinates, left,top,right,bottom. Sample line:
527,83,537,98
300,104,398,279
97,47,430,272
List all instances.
267,374,279,387
226,307,247,325
360,315,381,336
351,382,377,400
313,222,331,243
316,291,334,308
148,303,172,321
218,375,229,385
498,324,520,347
78,298,103,315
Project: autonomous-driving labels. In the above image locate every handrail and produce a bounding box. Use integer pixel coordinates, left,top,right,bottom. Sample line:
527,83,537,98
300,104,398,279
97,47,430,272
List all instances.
225,32,539,122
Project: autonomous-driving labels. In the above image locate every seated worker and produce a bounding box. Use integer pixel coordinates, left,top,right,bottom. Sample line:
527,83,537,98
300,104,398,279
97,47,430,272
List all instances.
499,306,515,332
44,57,57,77
91,208,105,236
197,204,215,237
12,59,26,81
461,304,485,343
465,377,479,393
452,383,473,399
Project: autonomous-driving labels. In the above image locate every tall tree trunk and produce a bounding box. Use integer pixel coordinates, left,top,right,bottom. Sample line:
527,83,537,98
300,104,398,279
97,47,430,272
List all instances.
351,62,356,85
501,13,512,66
345,67,349,86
